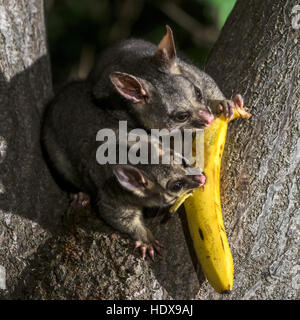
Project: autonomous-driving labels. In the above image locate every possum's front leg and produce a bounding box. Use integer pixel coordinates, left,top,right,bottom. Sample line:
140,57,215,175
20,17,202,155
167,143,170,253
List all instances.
134,226,164,260
99,201,163,260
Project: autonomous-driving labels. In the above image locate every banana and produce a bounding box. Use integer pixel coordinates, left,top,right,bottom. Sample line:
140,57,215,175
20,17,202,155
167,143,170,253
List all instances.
170,95,251,293
169,190,193,213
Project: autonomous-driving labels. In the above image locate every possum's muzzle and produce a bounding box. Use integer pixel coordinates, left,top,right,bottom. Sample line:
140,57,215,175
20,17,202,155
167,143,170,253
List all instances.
198,110,214,126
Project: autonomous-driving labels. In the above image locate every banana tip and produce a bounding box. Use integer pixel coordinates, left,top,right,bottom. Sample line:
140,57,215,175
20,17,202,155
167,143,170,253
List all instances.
235,106,251,120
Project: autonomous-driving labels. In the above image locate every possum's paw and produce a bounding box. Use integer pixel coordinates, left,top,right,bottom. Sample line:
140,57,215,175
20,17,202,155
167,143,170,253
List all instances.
133,227,164,260
70,192,90,208
134,239,164,260
218,99,235,119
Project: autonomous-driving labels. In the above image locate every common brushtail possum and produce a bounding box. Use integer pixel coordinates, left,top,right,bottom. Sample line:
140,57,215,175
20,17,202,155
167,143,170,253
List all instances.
42,81,205,259
89,26,237,131
42,26,240,259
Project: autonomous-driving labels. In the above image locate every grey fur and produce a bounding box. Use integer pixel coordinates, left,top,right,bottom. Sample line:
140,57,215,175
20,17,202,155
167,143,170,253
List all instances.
89,27,231,131
42,81,202,247
42,27,233,250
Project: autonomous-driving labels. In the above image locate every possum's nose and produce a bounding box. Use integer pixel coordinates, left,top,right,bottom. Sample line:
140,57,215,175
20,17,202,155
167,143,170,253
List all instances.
199,110,214,125
193,174,206,186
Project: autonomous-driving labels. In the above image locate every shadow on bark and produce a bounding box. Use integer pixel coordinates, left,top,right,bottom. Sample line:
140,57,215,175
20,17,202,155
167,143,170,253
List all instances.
0,56,68,233
0,57,201,299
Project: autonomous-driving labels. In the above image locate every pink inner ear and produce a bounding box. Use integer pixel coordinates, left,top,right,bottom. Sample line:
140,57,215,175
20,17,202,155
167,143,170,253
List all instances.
114,86,142,102
118,179,139,191
110,73,146,103
155,25,176,64
113,166,146,192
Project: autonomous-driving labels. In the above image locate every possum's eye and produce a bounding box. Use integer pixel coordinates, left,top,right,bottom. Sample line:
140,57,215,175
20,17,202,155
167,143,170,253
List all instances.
194,86,202,100
168,179,185,192
174,112,190,122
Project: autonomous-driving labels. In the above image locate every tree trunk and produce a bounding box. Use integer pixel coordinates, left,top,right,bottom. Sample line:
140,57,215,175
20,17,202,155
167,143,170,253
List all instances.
0,0,298,300
0,0,68,296
197,0,299,299
0,0,197,299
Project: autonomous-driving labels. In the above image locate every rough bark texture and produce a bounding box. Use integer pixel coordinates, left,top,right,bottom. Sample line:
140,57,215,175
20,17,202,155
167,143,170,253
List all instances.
197,0,300,299
0,0,299,300
0,0,197,300
0,0,68,297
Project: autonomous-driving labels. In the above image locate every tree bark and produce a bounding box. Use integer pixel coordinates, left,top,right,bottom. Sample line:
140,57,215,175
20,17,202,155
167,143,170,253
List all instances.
197,0,299,299
0,0,68,297
0,0,197,299
0,0,299,300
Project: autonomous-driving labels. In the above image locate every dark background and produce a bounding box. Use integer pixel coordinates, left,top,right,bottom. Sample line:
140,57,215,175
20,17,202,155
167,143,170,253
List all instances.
45,0,236,90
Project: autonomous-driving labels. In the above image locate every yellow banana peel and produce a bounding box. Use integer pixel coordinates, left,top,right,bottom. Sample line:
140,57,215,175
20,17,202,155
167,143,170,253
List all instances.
170,101,251,293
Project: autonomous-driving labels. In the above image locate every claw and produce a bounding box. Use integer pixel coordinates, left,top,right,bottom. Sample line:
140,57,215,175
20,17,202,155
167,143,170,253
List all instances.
218,100,235,119
134,239,164,260
71,192,90,208
134,241,142,251
228,100,235,119
234,94,244,109
141,246,147,260
149,247,155,261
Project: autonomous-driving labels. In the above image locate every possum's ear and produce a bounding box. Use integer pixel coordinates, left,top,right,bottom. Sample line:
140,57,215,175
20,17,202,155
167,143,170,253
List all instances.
154,25,177,67
109,72,148,103
113,165,149,196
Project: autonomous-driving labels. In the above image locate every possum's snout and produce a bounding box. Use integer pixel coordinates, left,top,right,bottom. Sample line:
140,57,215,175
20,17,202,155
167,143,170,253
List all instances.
193,173,206,187
198,110,214,126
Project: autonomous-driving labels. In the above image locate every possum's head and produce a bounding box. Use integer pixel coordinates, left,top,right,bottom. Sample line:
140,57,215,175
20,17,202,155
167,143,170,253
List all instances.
108,26,221,131
112,141,205,208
